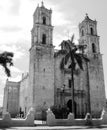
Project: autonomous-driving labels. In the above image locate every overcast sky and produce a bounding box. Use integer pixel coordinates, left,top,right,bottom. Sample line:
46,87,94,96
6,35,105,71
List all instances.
0,0,107,106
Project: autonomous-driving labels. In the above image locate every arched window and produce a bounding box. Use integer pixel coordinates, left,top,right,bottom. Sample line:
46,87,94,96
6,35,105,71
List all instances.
42,34,46,44
92,43,96,53
81,30,84,36
90,27,94,35
43,16,46,25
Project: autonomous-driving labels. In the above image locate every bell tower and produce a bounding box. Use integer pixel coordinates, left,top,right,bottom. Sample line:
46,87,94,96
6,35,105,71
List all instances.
29,2,54,119
79,14,106,117
79,14,100,55
31,1,53,46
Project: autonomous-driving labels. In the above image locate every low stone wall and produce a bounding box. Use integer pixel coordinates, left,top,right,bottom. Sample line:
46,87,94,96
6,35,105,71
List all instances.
0,108,34,127
46,108,107,126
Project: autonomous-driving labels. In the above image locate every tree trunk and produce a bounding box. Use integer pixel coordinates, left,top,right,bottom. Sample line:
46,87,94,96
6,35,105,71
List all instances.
71,68,74,115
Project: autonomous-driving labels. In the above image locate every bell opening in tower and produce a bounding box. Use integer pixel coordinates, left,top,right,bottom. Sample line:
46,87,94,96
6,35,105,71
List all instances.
43,16,46,25
81,30,84,36
90,27,94,35
92,43,96,53
42,34,46,44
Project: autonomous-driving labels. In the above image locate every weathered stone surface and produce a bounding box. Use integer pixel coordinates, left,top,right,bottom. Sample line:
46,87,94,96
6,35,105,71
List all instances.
3,3,106,120
0,107,34,127
46,111,107,126
29,3,54,119
3,80,20,117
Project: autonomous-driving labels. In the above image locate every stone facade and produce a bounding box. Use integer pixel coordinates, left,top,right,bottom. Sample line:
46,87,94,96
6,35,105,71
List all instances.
54,54,88,118
29,2,54,119
3,80,20,117
79,15,106,117
19,73,31,116
3,3,106,119
54,15,106,118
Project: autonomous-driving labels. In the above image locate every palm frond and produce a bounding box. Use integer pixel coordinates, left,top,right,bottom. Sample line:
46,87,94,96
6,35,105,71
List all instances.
64,53,70,65
0,51,14,77
60,40,72,52
68,62,76,70
68,64,72,69
71,34,74,43
74,53,84,70
54,50,66,57
82,54,90,62
60,57,65,70
77,44,87,53
59,34,89,73
2,64,11,77
1,52,14,57
72,47,78,53
5,67,11,77
78,45,87,50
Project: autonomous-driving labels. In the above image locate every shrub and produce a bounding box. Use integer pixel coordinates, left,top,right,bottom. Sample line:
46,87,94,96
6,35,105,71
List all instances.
50,105,69,119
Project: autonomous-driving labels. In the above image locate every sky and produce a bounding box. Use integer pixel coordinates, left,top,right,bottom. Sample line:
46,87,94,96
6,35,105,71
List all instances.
0,0,107,107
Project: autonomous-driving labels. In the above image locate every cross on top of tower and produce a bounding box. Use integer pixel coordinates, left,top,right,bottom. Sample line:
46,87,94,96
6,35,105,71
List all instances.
86,13,88,17
85,13,90,20
83,13,96,23
41,1,44,7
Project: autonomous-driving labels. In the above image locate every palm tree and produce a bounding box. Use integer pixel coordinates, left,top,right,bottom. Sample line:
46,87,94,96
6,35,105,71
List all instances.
0,51,14,77
55,35,89,116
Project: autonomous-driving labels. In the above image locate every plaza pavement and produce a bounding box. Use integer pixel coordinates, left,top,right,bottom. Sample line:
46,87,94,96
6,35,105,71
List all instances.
1,121,107,130
1,125,107,130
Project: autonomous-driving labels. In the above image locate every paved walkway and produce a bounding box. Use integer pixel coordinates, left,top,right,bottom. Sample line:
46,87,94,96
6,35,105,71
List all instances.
0,126,107,130
0,125,107,130
0,121,107,130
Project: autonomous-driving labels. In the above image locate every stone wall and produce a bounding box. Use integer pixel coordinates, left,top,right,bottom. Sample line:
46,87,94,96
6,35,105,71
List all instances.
54,54,88,118
33,48,54,119
19,73,31,116
46,108,107,126
3,80,20,117
0,108,34,127
89,56,106,117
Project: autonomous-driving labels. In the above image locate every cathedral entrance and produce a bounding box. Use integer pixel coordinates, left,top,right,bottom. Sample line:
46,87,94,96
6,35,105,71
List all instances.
67,99,77,118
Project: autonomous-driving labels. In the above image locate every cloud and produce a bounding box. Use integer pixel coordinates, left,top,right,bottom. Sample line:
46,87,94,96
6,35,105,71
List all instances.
0,26,22,32
0,0,20,16
52,11,71,26
53,32,67,49
8,75,22,82
0,0,32,46
0,44,26,60
0,0,11,13
10,66,22,74
9,0,20,15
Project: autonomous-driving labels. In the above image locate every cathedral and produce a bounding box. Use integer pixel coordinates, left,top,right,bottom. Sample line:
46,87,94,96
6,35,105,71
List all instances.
3,2,106,119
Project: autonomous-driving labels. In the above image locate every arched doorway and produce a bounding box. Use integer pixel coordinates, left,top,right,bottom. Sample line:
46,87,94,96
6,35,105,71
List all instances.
67,99,72,112
67,99,77,118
